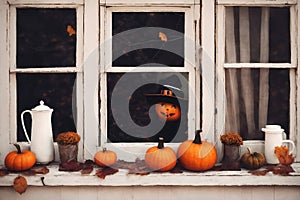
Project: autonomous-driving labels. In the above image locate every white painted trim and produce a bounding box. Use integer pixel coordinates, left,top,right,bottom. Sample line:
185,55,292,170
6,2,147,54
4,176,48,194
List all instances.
83,0,100,161
224,63,295,69
217,0,297,5
201,0,215,144
0,1,11,163
99,6,198,149
297,0,300,162
215,5,226,161
1,162,300,186
100,0,200,6
10,67,80,73
7,0,84,5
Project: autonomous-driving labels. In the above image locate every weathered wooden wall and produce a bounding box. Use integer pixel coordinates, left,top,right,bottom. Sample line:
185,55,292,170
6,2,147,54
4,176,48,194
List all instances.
1,186,300,200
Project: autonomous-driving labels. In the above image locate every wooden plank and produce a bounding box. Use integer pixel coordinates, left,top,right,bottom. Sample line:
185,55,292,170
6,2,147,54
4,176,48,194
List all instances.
10,67,80,73
296,1,300,162
100,0,200,6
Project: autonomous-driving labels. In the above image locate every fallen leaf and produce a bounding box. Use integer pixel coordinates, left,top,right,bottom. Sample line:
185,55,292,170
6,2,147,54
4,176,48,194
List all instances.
159,32,167,42
67,25,76,36
249,169,269,176
274,146,295,165
32,166,49,174
268,165,294,176
81,160,94,175
13,176,27,195
95,167,119,179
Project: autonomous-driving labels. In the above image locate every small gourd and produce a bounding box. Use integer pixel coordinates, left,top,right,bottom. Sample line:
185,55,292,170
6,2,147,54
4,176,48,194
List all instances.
240,147,266,170
5,144,36,171
145,137,177,172
94,148,117,167
177,130,217,171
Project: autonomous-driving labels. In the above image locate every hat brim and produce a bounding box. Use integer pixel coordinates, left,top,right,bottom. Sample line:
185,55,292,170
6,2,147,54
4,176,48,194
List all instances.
145,94,187,105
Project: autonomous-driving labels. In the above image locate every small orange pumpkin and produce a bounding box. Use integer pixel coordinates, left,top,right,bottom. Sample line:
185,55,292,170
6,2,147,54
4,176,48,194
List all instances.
155,102,181,121
177,130,217,171
145,137,177,172
5,144,36,171
94,148,117,167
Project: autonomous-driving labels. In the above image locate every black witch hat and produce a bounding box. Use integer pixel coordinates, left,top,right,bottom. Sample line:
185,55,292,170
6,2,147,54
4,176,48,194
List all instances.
144,75,187,105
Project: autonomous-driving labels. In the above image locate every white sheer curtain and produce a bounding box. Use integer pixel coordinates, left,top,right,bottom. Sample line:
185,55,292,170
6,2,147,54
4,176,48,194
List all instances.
225,7,270,139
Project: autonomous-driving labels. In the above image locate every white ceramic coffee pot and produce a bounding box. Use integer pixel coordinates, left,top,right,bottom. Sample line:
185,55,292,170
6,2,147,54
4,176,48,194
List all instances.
21,100,54,164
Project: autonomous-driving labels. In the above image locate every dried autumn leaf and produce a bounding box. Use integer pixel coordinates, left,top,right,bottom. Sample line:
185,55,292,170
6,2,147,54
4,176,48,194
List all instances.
67,25,76,36
159,32,167,42
95,167,118,179
274,145,295,165
13,176,27,195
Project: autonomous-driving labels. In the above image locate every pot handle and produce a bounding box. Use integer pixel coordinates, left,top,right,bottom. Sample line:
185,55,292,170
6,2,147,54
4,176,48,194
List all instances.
21,110,32,143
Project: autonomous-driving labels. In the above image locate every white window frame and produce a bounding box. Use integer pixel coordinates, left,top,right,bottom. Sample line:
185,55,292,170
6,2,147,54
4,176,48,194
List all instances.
0,0,215,163
216,0,300,161
96,5,200,161
0,0,84,162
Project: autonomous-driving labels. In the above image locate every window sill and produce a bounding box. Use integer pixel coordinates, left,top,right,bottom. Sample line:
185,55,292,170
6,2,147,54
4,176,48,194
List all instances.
1,163,300,187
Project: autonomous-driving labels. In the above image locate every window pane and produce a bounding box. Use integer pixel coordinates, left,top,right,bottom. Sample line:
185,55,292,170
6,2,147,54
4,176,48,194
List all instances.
225,69,289,140
17,8,76,68
225,7,290,63
107,72,188,142
112,12,184,67
17,73,77,141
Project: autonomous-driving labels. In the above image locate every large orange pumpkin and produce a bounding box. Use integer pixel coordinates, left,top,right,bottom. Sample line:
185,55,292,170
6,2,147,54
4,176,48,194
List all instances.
145,137,177,172
155,102,181,121
177,130,217,171
5,144,36,171
94,148,117,167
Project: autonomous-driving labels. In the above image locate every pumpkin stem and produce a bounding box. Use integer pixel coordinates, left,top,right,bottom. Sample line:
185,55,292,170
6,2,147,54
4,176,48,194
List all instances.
158,137,164,149
13,143,22,154
247,147,252,154
193,130,202,144
102,147,107,152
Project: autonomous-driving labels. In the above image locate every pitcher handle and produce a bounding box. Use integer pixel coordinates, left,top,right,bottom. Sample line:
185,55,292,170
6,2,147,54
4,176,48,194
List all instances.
282,140,296,155
21,110,31,144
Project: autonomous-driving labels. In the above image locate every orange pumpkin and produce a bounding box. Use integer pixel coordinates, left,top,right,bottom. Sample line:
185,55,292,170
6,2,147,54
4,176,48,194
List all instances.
5,144,36,171
177,130,217,171
145,137,177,172
94,148,117,167
155,102,181,121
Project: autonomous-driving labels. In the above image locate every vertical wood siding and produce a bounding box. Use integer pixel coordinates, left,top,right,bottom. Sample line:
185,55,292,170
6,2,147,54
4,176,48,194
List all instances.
1,186,300,200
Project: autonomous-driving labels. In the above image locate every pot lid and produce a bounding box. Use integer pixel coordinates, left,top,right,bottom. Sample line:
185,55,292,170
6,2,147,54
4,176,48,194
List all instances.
32,100,53,111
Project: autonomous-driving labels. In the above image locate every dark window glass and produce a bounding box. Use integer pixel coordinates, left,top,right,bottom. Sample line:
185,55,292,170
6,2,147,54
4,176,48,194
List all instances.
17,73,77,141
107,72,188,142
17,8,76,68
112,12,184,67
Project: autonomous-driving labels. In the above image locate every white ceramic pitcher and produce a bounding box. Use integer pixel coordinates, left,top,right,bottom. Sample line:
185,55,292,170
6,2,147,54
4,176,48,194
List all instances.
262,125,295,164
21,100,54,164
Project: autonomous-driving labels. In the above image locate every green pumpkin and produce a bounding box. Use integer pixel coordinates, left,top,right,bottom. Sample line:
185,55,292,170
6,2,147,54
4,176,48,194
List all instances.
240,147,266,170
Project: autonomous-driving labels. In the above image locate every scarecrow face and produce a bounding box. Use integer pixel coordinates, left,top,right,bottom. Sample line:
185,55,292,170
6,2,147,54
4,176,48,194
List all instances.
155,102,181,121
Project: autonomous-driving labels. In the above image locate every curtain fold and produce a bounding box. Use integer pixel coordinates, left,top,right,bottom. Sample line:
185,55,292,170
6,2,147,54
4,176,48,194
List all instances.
225,7,270,139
